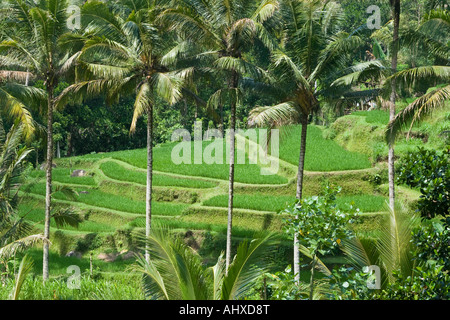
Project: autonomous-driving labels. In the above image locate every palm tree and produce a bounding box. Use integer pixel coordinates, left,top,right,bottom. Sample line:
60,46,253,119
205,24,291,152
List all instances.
0,119,78,292
385,9,450,143
0,0,83,281
58,0,186,263
0,73,46,142
133,228,274,300
247,0,362,282
161,0,279,271
387,0,401,213
341,203,418,290
0,119,47,289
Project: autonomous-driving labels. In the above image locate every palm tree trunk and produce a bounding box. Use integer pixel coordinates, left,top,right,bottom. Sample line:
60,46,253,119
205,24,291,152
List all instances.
35,149,39,169
225,71,238,272
145,106,153,263
25,69,29,87
67,131,73,157
309,254,317,300
219,103,224,137
294,114,308,283
56,141,61,158
43,84,54,282
183,98,188,128
388,0,400,211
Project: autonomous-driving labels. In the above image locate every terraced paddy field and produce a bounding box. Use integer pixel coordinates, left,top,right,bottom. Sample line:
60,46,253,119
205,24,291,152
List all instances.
19,124,420,279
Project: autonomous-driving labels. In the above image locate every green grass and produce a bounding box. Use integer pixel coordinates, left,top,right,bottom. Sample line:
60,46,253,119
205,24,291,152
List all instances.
23,249,137,275
331,108,450,163
130,216,274,239
0,275,144,300
351,110,390,124
100,161,218,188
203,193,387,213
277,125,372,171
203,194,296,212
71,140,288,185
28,168,96,186
335,195,388,212
23,183,188,217
18,203,118,233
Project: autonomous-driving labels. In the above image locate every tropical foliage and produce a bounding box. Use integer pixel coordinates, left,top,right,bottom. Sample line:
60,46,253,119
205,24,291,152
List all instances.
134,229,274,300
396,147,449,222
0,0,447,302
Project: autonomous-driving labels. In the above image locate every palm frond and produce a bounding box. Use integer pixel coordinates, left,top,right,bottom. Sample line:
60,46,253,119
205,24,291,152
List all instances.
252,0,279,24
0,85,45,141
271,50,311,90
0,70,33,83
331,60,389,88
214,56,268,81
385,66,450,93
51,207,83,229
248,101,299,128
385,84,450,144
10,254,34,300
220,234,275,300
207,88,243,111
311,33,364,84
130,81,151,133
133,228,211,300
210,252,226,300
53,185,79,201
0,234,48,260
134,253,171,300
151,71,182,105
376,203,418,284
340,237,378,269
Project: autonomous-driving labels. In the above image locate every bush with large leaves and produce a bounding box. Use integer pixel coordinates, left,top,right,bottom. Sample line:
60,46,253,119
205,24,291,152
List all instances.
378,220,450,300
133,229,275,300
396,147,449,222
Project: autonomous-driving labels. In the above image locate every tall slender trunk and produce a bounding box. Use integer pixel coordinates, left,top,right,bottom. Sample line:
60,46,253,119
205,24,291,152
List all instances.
225,71,238,272
56,141,61,158
219,103,224,137
67,131,73,157
389,0,400,211
43,84,54,282
183,98,188,128
145,105,153,263
25,69,29,87
294,114,308,283
309,253,317,300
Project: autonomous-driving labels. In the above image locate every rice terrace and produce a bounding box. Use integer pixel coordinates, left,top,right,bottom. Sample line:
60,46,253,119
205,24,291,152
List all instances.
0,0,449,303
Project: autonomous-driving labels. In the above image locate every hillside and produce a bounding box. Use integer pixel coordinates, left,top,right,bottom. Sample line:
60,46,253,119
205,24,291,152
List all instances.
18,120,428,279
326,107,450,163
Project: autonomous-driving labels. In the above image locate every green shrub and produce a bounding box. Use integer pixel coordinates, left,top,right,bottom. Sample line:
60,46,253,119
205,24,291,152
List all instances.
75,233,102,253
378,221,450,300
52,231,72,256
396,147,449,221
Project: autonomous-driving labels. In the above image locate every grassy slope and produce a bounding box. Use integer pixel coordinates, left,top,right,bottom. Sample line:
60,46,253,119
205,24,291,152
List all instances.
328,107,450,163
278,125,372,171
202,193,387,213
18,122,422,281
65,140,289,185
